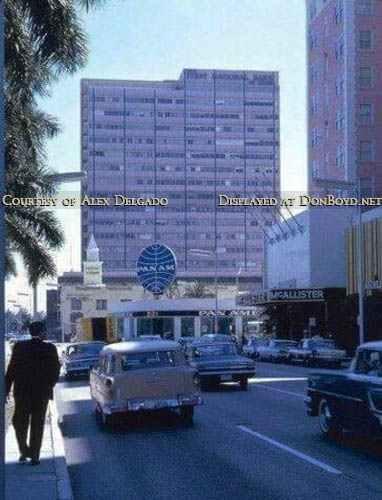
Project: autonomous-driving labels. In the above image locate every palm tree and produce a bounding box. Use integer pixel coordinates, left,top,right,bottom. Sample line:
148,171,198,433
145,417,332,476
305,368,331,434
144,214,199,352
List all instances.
183,281,215,299
4,0,106,284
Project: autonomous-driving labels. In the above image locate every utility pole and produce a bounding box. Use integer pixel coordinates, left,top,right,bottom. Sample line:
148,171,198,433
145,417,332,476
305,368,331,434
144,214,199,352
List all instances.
357,180,365,345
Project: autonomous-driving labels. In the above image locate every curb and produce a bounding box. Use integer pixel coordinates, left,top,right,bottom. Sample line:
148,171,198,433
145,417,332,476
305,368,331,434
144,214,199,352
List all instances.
49,401,74,500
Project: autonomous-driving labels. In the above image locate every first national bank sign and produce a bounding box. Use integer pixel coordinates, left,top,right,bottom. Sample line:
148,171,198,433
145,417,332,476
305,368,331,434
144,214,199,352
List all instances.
236,288,326,306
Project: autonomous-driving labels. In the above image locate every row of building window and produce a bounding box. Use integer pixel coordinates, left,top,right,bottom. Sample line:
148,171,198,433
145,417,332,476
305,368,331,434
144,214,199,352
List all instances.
87,123,277,135
89,151,278,160
311,135,375,163
90,96,276,107
88,136,279,147
71,298,107,311
95,110,278,120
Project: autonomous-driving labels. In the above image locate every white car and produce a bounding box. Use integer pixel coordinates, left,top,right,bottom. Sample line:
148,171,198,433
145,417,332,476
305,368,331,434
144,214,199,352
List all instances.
257,340,298,362
242,338,268,359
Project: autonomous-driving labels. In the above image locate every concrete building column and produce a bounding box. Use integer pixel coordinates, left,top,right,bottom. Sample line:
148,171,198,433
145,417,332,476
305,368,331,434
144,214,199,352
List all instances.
173,317,181,340
235,316,243,340
194,316,201,338
123,317,135,339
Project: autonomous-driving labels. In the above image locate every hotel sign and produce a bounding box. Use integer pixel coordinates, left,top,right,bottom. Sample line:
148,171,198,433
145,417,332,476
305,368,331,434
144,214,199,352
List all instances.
236,288,326,306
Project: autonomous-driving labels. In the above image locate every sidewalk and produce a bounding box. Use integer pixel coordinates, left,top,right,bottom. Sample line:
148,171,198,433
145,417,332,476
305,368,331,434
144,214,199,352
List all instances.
5,401,73,500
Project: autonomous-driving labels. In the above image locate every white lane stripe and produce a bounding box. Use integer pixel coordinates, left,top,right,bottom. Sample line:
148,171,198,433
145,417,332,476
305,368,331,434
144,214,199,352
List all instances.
238,425,342,475
255,384,305,398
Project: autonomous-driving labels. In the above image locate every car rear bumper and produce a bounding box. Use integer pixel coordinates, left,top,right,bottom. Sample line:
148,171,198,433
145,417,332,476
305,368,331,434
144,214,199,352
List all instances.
199,370,256,380
103,394,203,415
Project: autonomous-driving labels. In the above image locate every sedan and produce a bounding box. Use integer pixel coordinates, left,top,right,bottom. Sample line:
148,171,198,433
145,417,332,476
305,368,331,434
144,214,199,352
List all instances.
62,341,106,380
257,340,298,362
186,342,256,390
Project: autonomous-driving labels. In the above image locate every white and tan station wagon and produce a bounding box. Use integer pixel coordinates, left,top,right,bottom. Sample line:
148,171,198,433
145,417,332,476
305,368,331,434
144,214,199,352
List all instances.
89,340,203,426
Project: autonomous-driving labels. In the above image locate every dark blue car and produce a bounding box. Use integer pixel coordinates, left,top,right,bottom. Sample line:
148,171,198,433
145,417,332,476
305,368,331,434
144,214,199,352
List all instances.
305,341,382,439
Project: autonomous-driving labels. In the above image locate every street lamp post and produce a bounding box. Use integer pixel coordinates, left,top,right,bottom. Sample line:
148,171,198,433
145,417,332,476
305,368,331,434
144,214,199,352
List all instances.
236,267,242,295
189,249,218,333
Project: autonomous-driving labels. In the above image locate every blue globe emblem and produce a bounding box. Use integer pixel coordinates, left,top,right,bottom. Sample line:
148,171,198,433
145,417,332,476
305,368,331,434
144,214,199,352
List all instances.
136,244,177,294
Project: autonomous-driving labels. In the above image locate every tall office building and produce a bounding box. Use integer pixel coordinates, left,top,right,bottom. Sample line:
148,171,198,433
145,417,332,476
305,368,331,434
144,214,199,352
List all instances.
81,69,280,281
307,0,382,195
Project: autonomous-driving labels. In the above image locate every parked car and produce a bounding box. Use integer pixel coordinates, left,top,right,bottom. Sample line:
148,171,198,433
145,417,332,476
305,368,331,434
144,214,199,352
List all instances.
62,341,106,380
305,341,382,440
257,339,298,362
186,342,256,390
201,334,234,343
138,335,162,341
90,340,203,426
242,338,268,359
178,337,198,350
287,337,346,367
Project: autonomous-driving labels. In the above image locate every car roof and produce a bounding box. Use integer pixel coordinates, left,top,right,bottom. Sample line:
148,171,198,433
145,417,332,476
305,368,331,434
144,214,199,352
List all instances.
102,340,181,354
67,341,106,347
359,341,382,350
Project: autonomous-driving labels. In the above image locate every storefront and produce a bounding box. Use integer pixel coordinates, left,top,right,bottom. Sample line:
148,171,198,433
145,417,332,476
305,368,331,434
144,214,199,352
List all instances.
236,287,346,341
109,298,259,340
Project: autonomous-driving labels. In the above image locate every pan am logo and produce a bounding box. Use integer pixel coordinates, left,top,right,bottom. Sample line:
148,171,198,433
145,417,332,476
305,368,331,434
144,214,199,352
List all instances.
136,244,177,294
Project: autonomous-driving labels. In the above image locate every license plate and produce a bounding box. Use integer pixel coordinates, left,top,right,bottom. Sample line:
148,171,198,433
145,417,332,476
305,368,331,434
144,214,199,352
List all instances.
221,375,233,381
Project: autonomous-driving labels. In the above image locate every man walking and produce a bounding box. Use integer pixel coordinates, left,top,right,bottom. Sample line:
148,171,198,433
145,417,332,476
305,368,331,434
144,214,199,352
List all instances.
6,322,61,466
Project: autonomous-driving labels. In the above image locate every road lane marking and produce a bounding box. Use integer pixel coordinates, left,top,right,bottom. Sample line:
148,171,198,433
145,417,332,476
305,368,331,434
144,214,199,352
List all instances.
254,384,305,398
237,425,342,475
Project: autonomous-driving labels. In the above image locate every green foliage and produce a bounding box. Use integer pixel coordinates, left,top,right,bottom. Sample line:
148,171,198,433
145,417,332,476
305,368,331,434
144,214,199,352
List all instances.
183,281,215,299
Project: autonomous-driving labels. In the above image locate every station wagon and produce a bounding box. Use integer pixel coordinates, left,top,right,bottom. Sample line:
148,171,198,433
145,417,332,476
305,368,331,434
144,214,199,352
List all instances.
90,340,203,426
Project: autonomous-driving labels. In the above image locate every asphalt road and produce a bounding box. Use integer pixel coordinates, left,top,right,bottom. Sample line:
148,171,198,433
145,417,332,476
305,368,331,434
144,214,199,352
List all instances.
55,361,382,500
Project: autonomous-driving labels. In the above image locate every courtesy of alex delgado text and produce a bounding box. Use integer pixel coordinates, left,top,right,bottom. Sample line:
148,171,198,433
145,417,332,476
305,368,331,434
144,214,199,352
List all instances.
3,194,382,208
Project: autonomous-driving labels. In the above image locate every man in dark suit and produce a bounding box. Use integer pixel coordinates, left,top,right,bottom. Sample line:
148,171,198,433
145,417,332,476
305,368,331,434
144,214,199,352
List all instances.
6,322,61,466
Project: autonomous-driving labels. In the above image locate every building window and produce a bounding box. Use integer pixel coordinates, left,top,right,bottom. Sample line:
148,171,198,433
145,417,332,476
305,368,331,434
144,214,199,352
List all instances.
71,298,82,311
335,109,344,131
359,30,373,50
335,72,345,95
358,0,372,14
334,1,343,24
359,140,374,163
310,62,318,84
334,35,344,59
310,95,318,115
312,161,320,179
335,145,345,167
311,128,319,148
96,299,107,311
359,67,373,88
309,30,317,52
359,104,373,125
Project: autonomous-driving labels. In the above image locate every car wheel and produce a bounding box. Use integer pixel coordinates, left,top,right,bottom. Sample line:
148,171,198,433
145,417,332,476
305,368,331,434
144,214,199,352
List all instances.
179,405,194,425
318,398,342,439
239,377,248,390
65,373,73,381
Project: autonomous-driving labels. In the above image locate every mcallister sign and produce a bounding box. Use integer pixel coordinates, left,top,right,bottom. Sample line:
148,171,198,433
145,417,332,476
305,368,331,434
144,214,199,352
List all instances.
236,288,326,306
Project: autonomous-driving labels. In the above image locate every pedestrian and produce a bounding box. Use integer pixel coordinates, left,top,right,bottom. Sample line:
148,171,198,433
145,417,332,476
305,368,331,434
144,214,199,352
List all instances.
5,321,61,466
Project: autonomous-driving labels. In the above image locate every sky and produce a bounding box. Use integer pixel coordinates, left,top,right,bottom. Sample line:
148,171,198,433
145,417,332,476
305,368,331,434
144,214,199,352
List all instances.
6,0,308,313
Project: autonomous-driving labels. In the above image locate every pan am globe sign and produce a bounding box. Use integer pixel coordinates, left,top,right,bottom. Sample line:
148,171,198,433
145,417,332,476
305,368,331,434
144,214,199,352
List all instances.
137,244,177,294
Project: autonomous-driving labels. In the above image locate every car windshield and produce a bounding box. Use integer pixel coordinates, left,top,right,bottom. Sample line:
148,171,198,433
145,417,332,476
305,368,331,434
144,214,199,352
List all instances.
308,340,335,349
121,350,177,370
67,344,104,357
355,349,382,377
194,344,238,357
